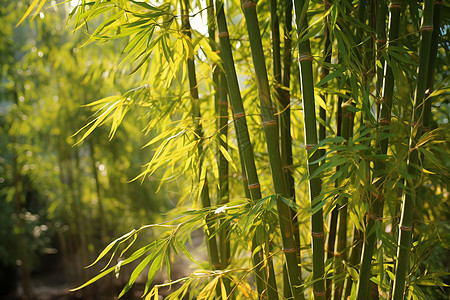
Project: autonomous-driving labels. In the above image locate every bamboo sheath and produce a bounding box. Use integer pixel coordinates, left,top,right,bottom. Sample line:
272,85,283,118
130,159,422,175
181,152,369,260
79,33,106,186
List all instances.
241,1,307,299
180,0,220,271
292,0,326,298
392,0,435,298
356,1,402,298
215,1,277,298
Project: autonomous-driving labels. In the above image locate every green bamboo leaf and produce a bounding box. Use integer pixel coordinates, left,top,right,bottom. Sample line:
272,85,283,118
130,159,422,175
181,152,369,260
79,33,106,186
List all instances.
118,254,154,298
316,68,345,86
16,0,44,27
86,229,136,268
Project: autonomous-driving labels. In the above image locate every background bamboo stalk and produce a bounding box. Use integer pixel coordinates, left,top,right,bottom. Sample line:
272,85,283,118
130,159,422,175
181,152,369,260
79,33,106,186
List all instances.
207,0,232,295
180,0,220,272
333,101,353,300
356,1,402,298
293,0,326,298
392,0,434,298
280,1,300,298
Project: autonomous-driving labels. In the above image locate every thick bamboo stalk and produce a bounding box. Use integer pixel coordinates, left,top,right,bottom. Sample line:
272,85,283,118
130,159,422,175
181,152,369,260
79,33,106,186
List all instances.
422,0,443,133
356,1,402,298
392,1,434,298
180,0,220,271
375,0,387,120
215,1,276,297
292,0,326,298
241,1,307,299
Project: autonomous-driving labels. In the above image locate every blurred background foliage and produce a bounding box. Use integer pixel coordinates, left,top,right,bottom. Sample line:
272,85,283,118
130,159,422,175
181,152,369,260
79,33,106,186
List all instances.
1,1,172,298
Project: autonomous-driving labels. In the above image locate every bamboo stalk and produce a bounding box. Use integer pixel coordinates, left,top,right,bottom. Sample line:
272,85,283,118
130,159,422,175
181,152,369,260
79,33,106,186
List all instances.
392,1,434,298
280,0,302,297
180,0,220,272
215,1,276,297
208,0,232,295
326,99,341,299
356,1,402,298
241,1,308,299
375,0,387,120
292,0,326,298
422,0,443,133
317,1,335,298
333,101,353,300
342,226,363,298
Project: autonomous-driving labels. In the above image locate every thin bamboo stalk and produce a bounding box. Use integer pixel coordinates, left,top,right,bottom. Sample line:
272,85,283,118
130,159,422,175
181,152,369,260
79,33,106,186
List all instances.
215,1,276,297
342,226,363,298
280,0,302,297
392,1,434,298
356,1,402,298
333,101,353,300
326,99,341,299
318,1,335,298
208,1,232,295
180,0,220,271
375,0,387,120
293,0,326,298
241,1,306,298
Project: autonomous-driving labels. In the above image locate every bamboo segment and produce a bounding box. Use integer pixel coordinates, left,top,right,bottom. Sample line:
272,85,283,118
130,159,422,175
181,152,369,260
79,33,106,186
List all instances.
180,0,220,271
356,1,402,298
423,0,443,133
392,0,434,298
293,0,326,298
215,1,276,298
241,1,308,299
375,0,387,120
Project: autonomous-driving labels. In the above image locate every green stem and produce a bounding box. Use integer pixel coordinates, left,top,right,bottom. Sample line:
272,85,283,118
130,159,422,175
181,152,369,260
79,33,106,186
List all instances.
356,1,402,298
181,0,220,271
392,0,434,298
293,0,326,298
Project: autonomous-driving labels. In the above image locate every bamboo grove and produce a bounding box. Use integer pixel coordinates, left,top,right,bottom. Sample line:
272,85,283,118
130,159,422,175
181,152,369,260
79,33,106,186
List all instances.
18,0,450,299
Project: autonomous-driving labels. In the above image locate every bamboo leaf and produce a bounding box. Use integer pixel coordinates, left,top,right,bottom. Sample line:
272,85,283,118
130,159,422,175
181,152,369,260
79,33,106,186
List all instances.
16,0,44,27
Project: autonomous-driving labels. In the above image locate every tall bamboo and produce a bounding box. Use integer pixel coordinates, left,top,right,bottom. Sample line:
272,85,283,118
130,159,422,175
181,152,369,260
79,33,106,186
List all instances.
293,0,326,298
208,0,232,294
215,1,276,297
241,1,307,299
280,1,300,297
356,1,402,298
318,1,336,298
333,101,353,300
422,0,443,133
392,1,434,298
375,0,387,120
180,0,220,272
